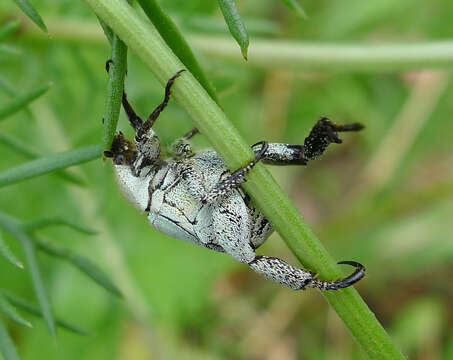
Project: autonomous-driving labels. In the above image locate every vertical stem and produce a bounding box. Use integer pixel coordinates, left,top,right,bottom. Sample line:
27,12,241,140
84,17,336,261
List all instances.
102,35,127,150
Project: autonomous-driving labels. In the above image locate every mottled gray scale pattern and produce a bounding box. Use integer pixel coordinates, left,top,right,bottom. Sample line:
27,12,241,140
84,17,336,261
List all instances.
252,142,306,165
250,256,314,290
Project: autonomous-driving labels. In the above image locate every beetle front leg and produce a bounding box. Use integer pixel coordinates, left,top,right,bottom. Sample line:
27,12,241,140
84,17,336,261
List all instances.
251,117,364,166
169,128,199,159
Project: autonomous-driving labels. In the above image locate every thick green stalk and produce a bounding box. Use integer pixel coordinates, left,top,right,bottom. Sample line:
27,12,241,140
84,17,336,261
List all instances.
83,0,404,358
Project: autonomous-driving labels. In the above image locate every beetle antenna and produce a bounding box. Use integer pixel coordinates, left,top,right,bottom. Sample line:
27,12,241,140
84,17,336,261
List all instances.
139,70,185,138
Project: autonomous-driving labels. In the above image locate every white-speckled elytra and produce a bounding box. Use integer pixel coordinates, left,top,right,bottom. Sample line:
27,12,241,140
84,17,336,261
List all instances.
104,67,365,291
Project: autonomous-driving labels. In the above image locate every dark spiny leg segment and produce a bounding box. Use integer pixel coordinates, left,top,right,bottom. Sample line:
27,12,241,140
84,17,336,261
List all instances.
202,142,269,204
303,117,363,161
251,117,364,166
138,69,185,138
249,257,365,291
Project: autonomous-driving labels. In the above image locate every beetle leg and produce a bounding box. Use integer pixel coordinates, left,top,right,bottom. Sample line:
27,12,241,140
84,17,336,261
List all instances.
201,142,269,204
251,117,364,165
249,256,365,291
169,128,199,159
138,70,185,138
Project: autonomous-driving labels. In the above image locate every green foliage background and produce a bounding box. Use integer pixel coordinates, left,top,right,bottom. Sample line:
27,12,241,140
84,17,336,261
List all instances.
0,0,452,359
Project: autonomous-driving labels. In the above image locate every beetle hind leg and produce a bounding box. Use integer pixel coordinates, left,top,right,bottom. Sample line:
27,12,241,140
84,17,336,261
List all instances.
249,256,365,291
251,117,364,166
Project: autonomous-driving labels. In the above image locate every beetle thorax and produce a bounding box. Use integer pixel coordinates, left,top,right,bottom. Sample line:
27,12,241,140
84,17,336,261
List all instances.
114,164,153,212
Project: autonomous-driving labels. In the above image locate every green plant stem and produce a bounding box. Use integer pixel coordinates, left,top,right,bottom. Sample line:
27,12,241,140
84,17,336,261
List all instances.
0,144,102,188
15,16,453,72
83,0,404,358
102,35,127,150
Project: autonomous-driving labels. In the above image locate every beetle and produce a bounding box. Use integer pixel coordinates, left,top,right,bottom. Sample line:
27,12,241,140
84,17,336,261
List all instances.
104,67,365,291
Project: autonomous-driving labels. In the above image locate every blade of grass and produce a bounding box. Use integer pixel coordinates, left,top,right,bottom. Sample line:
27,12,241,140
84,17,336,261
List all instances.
0,83,52,121
0,318,20,360
0,133,85,186
102,35,127,150
0,296,32,328
0,144,102,188
12,0,47,32
35,239,122,297
217,0,249,60
22,217,97,235
0,231,24,269
0,21,20,42
97,17,113,44
0,290,87,335
0,75,34,120
84,1,405,358
0,213,55,337
136,0,219,104
281,0,307,18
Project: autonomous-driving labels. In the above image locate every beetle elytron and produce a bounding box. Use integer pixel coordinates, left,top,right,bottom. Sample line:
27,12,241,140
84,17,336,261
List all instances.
104,67,365,291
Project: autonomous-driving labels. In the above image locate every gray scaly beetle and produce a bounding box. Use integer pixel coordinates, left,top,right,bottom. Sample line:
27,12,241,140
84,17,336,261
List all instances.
104,67,366,291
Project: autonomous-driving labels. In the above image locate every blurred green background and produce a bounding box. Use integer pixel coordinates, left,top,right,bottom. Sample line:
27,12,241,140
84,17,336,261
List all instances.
0,0,452,359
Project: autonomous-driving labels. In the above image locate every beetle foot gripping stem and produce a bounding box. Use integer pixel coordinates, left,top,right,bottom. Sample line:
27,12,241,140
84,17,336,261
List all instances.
307,261,365,290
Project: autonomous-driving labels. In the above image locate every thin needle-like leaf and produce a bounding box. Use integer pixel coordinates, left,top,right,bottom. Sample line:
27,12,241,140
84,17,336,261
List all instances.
0,21,20,42
0,213,56,337
12,0,47,32
217,0,249,60
0,318,20,360
36,239,122,298
0,76,34,120
0,232,24,269
280,0,307,18
102,35,128,150
0,133,85,186
0,296,32,328
136,0,220,104
0,144,102,188
0,83,52,121
22,217,97,235
0,290,87,335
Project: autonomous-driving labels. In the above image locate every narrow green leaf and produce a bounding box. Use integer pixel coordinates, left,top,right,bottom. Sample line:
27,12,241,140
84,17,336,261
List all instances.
0,232,23,269
217,0,249,60
0,290,87,335
0,213,56,337
0,133,85,186
0,318,20,360
22,217,97,235
281,0,307,18
0,21,21,42
136,0,220,104
12,0,47,32
0,76,34,120
97,17,113,45
0,83,52,121
36,240,122,298
0,144,102,188
102,35,128,150
0,296,32,328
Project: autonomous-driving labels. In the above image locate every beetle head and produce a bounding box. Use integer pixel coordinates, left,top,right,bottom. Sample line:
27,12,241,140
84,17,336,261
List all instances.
104,132,136,165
